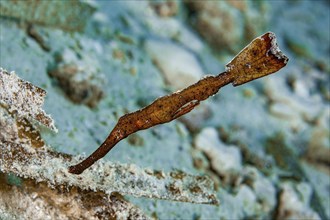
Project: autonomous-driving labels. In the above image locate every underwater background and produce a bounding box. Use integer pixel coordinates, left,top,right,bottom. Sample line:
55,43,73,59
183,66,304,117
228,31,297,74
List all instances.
0,0,329,219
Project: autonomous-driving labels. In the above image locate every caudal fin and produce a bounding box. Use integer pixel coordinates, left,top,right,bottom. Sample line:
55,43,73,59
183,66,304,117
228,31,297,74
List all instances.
226,32,289,86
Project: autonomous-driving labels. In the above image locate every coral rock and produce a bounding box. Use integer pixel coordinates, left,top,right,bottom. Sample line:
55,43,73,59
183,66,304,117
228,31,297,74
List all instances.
276,182,320,220
0,0,96,32
0,68,56,131
242,166,276,214
195,127,242,182
185,1,267,53
145,39,203,90
48,49,106,108
149,0,179,17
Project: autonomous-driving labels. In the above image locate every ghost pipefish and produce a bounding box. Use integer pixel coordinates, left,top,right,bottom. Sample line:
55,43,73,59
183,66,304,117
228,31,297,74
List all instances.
68,32,288,174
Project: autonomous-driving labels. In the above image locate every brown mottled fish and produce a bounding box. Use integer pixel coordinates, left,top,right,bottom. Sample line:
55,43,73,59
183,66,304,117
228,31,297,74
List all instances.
69,32,288,174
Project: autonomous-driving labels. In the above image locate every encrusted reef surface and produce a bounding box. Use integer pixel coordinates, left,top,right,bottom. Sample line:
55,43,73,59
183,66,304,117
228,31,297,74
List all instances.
1,0,329,219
